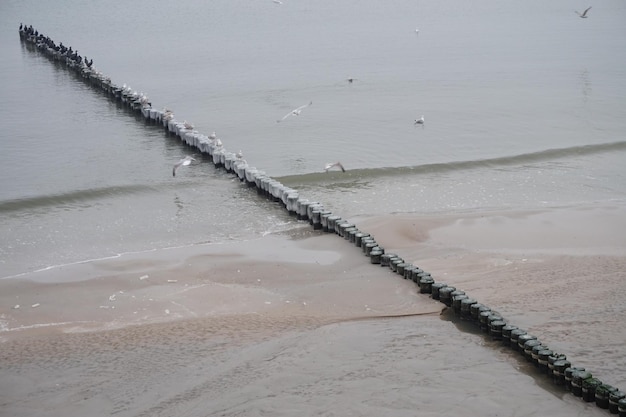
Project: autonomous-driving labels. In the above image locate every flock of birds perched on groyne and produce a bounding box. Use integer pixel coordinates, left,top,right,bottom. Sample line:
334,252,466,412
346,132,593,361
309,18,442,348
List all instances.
17,23,349,219
19,23,626,416
19,23,346,177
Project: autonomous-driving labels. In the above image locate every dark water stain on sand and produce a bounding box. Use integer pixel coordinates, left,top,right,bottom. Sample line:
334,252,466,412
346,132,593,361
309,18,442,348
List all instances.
441,309,572,400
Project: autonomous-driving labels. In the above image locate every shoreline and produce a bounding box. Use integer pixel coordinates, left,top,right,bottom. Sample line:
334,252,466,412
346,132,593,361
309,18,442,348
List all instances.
0,229,442,342
1,202,625,416
359,202,626,389
2,202,625,342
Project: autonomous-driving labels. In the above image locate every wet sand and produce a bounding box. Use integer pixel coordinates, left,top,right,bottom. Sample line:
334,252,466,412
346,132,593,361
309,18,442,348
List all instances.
359,203,626,387
1,203,625,416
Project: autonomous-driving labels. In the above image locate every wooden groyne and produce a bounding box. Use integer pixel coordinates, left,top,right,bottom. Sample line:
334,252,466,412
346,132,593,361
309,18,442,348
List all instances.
19,24,626,416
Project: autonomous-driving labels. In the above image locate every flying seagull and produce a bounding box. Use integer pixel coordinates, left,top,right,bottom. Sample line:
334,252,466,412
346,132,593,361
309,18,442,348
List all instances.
277,101,313,123
575,6,591,18
414,115,425,127
347,77,357,83
324,162,346,172
173,155,196,177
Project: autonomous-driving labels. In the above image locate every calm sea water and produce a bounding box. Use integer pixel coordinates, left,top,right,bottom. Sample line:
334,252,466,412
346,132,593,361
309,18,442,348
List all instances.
1,0,626,277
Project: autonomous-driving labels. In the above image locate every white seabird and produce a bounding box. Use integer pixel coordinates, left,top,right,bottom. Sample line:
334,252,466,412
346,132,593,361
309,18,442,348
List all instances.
173,155,196,177
209,131,217,140
277,101,313,123
236,150,247,164
414,115,425,127
575,6,591,18
324,162,346,172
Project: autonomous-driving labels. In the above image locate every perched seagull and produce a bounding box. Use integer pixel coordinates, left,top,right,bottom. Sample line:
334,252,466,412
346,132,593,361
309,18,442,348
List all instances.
414,115,425,127
215,138,223,148
183,120,194,130
172,155,196,177
236,150,247,164
575,6,591,18
209,131,217,140
277,101,313,123
139,94,150,106
324,162,346,172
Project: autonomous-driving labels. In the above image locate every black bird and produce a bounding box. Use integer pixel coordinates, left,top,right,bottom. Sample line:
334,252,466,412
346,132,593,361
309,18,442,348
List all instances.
575,6,591,18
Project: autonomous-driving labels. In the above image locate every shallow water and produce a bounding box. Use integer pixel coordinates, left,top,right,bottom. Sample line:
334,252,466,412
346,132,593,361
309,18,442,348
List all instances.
2,0,626,276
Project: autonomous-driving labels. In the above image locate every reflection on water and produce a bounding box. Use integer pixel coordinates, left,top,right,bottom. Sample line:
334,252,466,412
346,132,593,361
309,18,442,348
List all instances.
580,69,592,103
173,194,185,218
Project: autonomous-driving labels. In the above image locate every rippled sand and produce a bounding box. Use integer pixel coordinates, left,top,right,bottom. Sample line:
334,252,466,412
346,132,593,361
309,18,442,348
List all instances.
1,204,625,417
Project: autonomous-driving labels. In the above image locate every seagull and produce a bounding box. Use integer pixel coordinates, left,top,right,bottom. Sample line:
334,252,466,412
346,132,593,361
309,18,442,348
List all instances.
414,115,425,127
183,120,194,130
347,77,357,83
415,28,419,35
209,131,216,140
324,162,346,172
273,0,282,4
277,101,313,123
236,150,247,164
575,6,591,18
172,155,196,177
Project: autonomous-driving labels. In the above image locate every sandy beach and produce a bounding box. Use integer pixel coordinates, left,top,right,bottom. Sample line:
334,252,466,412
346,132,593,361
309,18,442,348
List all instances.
1,203,625,417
